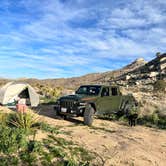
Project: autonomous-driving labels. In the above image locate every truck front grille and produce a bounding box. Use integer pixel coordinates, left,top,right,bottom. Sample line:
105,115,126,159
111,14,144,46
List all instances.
60,100,75,108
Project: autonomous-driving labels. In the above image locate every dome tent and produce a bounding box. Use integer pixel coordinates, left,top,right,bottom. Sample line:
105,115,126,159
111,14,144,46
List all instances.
0,82,39,107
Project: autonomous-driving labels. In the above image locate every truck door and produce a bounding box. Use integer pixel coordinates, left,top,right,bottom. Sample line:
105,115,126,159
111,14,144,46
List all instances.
96,87,112,115
109,87,122,113
96,87,122,115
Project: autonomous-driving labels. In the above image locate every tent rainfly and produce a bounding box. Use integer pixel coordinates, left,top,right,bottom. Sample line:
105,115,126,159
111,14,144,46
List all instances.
0,82,39,107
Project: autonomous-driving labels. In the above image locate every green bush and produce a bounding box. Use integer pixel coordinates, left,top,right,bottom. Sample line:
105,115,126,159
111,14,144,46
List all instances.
19,151,38,165
151,113,159,125
0,126,27,154
158,118,166,129
0,156,19,166
0,113,9,126
27,140,43,153
137,113,166,129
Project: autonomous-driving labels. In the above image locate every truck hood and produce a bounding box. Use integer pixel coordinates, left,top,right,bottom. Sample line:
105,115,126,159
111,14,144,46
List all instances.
59,94,97,101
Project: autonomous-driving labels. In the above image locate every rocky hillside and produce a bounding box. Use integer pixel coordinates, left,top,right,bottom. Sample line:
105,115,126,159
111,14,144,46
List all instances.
25,53,166,89
112,53,166,87
0,53,165,90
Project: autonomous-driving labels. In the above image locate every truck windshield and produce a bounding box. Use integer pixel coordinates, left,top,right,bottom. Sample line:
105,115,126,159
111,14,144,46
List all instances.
76,86,101,95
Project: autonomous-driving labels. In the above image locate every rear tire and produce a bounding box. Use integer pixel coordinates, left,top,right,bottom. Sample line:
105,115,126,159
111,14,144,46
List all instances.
84,104,94,126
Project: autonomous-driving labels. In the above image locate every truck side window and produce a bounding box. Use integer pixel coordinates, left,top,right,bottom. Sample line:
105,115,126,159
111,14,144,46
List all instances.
111,88,118,96
101,87,109,96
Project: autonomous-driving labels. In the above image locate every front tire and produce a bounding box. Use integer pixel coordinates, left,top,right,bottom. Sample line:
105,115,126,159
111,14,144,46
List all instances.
54,107,60,117
55,110,67,119
84,104,94,126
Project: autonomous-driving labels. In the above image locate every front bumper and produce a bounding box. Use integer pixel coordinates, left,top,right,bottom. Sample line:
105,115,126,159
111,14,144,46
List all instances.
54,102,86,116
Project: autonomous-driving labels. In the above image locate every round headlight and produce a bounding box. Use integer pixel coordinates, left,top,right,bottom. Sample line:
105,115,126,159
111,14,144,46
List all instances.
74,101,77,104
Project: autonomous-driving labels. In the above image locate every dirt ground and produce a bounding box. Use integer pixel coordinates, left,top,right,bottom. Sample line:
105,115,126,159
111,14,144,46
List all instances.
36,105,166,166
1,105,165,166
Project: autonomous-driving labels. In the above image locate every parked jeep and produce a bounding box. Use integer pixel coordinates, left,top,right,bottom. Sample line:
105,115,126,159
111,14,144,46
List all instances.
54,85,138,126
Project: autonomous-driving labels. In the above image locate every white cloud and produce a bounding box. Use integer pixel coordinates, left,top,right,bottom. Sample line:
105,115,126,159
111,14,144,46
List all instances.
0,0,165,78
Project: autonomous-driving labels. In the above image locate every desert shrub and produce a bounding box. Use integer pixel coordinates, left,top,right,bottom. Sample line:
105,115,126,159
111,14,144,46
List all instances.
0,125,27,154
27,140,43,153
137,112,166,129
40,152,54,165
0,113,9,126
118,115,128,122
153,80,166,92
40,86,63,100
0,113,94,165
151,113,159,125
9,112,38,131
0,156,19,166
155,106,166,119
158,118,166,129
19,140,43,165
19,151,38,165
40,97,56,105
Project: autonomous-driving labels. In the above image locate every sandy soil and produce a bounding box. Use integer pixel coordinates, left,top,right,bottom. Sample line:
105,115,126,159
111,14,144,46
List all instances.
36,105,166,166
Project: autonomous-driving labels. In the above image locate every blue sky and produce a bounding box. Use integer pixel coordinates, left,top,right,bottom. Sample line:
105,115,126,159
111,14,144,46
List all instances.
0,0,165,79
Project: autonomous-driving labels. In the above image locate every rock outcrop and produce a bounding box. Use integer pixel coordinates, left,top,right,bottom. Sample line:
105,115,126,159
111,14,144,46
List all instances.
111,53,166,87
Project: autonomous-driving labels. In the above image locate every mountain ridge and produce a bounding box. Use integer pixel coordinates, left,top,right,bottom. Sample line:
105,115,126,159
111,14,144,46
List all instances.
0,53,165,89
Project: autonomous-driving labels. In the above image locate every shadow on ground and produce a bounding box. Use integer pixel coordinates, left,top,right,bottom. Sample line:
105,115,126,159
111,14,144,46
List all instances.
35,104,84,125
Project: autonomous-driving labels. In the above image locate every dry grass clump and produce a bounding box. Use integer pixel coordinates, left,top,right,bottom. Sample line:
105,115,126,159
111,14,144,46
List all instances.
138,97,166,129
153,80,166,92
140,101,157,116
